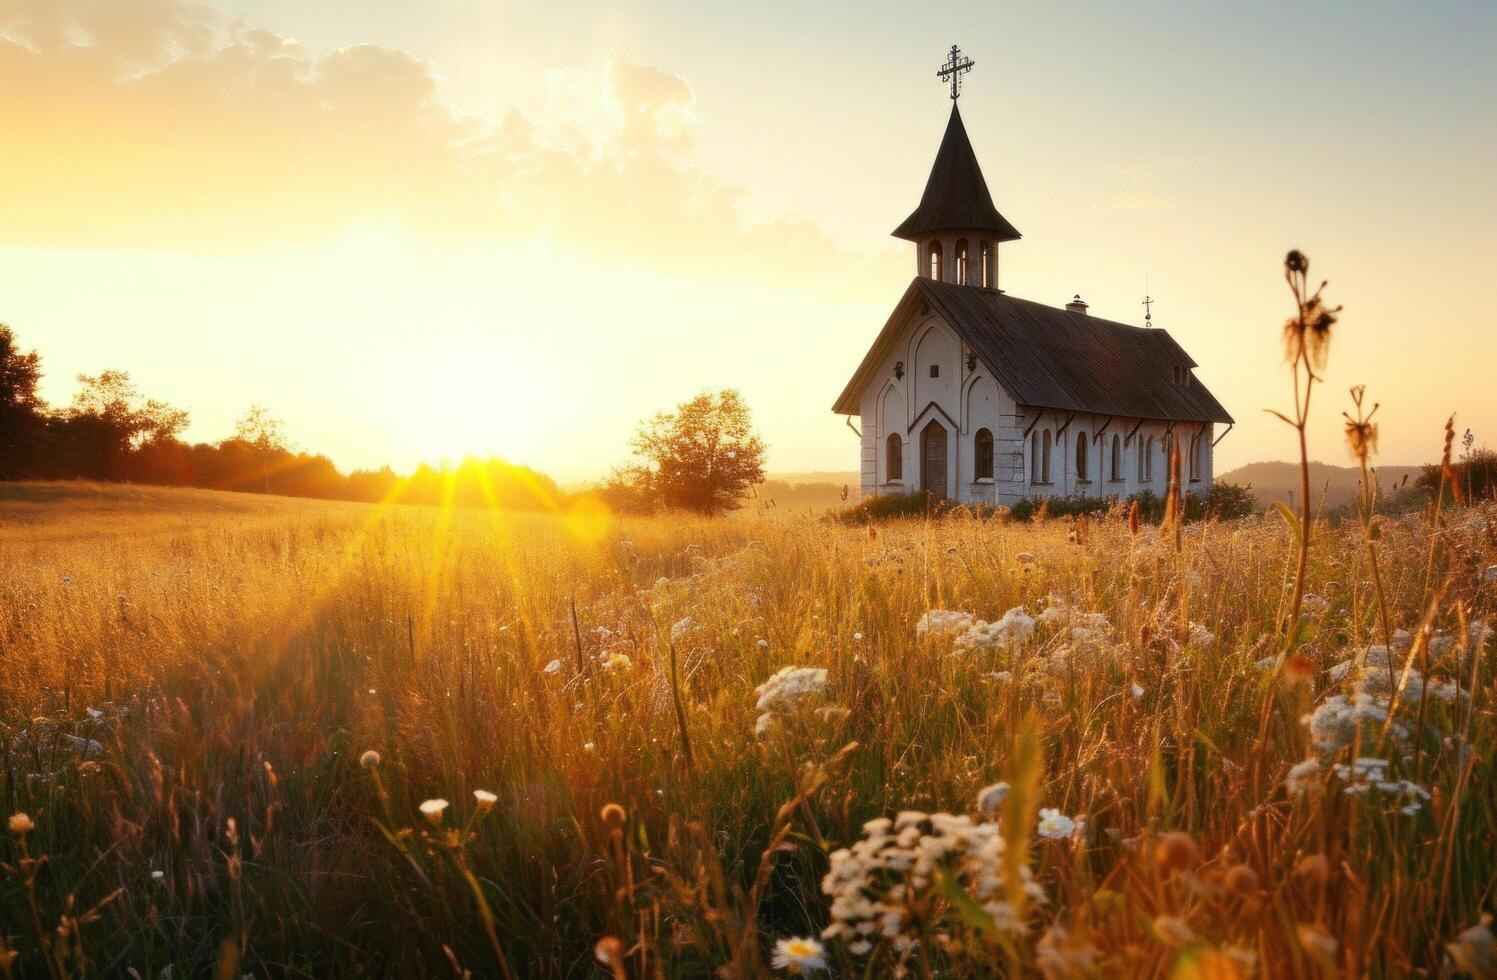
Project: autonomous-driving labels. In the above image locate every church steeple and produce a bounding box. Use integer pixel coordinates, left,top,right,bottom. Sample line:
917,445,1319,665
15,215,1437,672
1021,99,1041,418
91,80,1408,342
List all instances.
894,49,1020,289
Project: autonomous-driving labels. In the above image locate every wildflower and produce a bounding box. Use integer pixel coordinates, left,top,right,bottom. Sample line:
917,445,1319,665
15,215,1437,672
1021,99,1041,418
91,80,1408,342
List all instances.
754,666,829,736
1036,808,1076,840
1446,914,1495,975
151,870,165,882
670,617,699,644
8,812,34,834
473,790,497,811
976,782,1009,815
1153,915,1197,947
757,638,769,649
543,659,562,674
600,803,627,827
916,609,974,638
601,652,632,671
853,631,864,641
1301,593,1331,618
583,742,595,751
359,750,381,770
419,799,449,825
1285,757,1321,795
953,606,1036,654
1129,682,1144,699
770,937,827,973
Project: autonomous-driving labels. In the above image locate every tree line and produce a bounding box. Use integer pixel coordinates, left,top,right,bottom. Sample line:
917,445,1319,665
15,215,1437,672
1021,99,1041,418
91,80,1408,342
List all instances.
0,325,566,510
1,324,769,514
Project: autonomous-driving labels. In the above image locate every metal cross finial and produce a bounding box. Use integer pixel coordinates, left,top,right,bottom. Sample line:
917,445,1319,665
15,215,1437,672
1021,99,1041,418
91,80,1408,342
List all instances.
1142,294,1154,327
937,45,974,100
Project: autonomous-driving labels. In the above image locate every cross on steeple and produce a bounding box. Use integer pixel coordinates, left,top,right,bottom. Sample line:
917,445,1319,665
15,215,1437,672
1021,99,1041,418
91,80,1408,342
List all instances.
1142,293,1155,327
937,45,974,100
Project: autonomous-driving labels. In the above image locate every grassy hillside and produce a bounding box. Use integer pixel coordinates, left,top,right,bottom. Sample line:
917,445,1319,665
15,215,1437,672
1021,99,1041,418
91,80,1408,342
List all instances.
1219,460,1424,510
0,481,1492,976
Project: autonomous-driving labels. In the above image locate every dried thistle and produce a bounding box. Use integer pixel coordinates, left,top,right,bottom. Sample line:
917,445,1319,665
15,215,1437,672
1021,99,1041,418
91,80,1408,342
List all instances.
1282,250,1341,371
1342,385,1380,464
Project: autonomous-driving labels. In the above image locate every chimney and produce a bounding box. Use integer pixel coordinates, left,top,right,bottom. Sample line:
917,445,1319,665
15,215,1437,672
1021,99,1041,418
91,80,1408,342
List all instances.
1065,294,1089,314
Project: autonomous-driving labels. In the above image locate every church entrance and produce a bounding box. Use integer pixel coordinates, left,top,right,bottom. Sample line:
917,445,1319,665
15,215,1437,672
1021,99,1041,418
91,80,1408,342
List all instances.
921,420,948,499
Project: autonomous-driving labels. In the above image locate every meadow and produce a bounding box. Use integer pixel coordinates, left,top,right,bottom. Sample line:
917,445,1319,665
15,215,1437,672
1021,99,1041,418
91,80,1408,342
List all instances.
0,480,1493,977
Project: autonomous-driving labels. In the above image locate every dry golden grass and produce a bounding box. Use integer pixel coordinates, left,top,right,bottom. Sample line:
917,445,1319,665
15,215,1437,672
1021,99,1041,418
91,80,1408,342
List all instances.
0,480,1493,977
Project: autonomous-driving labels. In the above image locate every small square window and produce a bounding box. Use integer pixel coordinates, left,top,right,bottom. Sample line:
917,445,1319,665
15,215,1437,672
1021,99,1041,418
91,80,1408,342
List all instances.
929,364,940,378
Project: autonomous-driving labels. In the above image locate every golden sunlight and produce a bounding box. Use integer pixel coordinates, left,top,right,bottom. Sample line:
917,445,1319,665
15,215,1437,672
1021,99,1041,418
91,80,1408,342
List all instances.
400,346,541,464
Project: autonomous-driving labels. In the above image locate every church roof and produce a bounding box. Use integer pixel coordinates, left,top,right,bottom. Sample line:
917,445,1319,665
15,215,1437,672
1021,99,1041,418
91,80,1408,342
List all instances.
891,103,1021,243
832,278,1234,425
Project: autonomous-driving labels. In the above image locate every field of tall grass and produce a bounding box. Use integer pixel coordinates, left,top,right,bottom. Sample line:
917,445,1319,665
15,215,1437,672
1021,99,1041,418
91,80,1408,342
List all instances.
1,477,1493,977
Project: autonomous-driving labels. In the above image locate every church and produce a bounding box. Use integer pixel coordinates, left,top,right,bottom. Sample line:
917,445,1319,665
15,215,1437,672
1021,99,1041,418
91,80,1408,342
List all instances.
834,48,1232,507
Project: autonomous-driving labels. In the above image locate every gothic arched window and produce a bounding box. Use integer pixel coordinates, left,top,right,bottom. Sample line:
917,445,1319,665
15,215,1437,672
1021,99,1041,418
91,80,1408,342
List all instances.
1189,433,1204,481
886,433,903,482
926,241,943,280
1076,434,1089,481
955,239,969,283
975,428,993,480
1111,434,1122,481
1042,430,1053,484
979,241,993,287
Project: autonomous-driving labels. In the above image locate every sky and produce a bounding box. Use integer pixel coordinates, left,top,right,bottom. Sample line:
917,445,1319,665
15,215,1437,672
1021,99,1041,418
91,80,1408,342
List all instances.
2,0,1494,482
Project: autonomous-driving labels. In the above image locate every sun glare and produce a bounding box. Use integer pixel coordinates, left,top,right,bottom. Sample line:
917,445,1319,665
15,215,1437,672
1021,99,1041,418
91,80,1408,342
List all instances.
401,348,539,466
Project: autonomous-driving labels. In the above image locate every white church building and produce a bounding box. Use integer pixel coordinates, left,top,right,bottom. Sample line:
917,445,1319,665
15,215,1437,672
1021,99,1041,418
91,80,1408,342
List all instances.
835,54,1232,507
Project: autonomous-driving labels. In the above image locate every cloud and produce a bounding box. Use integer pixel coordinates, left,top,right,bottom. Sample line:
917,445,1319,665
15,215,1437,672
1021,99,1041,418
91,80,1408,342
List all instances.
0,0,867,283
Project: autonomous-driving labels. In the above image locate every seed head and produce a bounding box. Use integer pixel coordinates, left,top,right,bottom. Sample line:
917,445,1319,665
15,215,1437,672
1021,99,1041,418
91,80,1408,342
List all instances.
8,812,34,835
359,750,381,770
600,802,627,828
473,790,497,812
1154,831,1200,875
1224,863,1260,896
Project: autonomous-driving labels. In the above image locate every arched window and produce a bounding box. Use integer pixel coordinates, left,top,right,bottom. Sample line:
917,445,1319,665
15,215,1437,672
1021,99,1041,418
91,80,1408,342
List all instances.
979,241,993,287
975,428,993,480
1189,433,1206,482
955,239,969,284
1140,437,1154,482
886,433,903,482
1042,430,1053,484
1030,431,1040,482
1076,434,1089,481
926,241,943,280
1111,434,1122,481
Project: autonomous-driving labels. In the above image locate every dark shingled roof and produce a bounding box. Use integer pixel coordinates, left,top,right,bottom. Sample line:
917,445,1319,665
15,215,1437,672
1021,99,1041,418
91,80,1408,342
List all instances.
892,103,1021,243
833,278,1234,424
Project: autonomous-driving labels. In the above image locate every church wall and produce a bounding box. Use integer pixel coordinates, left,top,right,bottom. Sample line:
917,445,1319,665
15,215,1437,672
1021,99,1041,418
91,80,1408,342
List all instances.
857,315,1219,508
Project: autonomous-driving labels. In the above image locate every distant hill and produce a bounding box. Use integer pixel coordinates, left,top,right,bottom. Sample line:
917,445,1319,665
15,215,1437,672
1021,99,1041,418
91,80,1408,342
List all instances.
768,471,860,489
1218,460,1424,510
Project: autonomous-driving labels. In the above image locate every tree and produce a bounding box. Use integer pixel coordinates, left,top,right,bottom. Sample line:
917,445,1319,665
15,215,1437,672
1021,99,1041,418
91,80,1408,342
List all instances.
57,370,188,479
628,389,766,514
233,404,289,493
0,325,45,478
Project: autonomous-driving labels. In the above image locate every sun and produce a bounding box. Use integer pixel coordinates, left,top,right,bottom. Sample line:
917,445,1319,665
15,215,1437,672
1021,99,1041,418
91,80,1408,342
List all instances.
399,346,539,465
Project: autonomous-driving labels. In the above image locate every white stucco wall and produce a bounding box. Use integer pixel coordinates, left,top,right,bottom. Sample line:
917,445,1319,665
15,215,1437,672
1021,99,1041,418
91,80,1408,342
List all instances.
855,308,1215,505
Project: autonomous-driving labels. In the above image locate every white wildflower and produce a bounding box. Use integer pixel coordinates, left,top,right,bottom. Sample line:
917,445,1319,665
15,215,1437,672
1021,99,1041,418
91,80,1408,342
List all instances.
1285,757,1321,796
543,659,563,674
916,609,974,638
419,799,449,824
1036,808,1076,840
754,666,830,737
770,936,827,972
976,782,1009,815
670,617,699,644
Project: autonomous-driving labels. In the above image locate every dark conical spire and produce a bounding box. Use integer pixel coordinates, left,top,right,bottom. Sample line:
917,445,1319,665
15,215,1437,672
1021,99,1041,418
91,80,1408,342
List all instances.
891,103,1020,242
